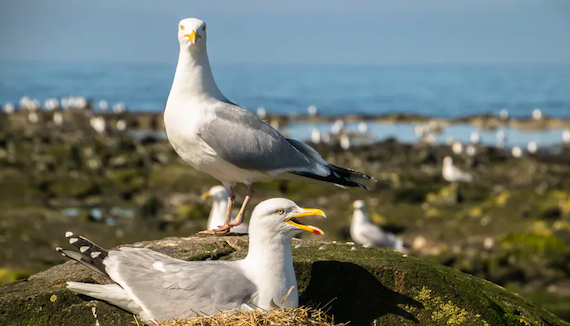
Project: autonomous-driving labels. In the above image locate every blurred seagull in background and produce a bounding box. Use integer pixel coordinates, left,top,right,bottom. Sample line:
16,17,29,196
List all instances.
350,200,405,252
527,141,538,154
116,119,127,131
44,98,60,111
512,146,523,158
562,129,570,144
53,112,64,126
90,116,107,134
340,134,351,150
442,156,473,183
496,130,506,148
2,102,15,114
113,102,127,113
532,108,542,120
98,100,109,111
256,107,267,120
331,119,345,135
310,127,321,144
163,18,375,234
57,198,325,324
202,186,248,234
307,105,318,117
358,121,368,134
465,145,477,157
28,112,39,124
470,131,480,145
451,141,463,155
499,108,509,120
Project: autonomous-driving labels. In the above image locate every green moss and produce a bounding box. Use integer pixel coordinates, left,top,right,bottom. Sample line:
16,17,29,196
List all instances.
49,178,94,197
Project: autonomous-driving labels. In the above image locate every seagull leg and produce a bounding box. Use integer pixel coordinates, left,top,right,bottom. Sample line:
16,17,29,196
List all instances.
199,185,235,235
229,183,254,227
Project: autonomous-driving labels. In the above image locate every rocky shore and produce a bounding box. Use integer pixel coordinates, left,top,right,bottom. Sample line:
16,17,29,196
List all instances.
1,110,570,320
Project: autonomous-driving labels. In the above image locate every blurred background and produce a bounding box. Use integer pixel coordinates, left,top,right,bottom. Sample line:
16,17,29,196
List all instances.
1,0,570,320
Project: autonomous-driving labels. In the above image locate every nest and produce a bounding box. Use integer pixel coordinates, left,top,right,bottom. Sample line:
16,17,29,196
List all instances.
155,306,347,326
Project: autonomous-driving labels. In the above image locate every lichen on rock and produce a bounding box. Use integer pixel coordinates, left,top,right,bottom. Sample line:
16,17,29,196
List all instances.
0,236,567,326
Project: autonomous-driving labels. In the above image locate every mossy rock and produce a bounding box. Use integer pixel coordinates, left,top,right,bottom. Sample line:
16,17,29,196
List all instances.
0,236,567,326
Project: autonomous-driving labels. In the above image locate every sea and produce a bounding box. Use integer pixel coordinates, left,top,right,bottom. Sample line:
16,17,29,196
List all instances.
1,61,569,118
2,61,570,148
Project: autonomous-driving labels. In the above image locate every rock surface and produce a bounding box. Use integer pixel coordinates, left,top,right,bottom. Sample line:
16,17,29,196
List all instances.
0,236,567,326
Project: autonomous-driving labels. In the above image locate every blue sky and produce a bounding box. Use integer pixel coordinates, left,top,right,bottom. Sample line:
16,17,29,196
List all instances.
1,0,569,64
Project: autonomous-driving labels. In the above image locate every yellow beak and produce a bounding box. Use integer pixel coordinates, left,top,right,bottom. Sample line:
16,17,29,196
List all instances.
201,191,211,200
286,208,326,235
184,30,201,45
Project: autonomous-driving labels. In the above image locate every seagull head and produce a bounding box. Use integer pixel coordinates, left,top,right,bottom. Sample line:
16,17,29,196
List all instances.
443,156,453,166
178,18,207,49
201,185,228,201
250,198,325,239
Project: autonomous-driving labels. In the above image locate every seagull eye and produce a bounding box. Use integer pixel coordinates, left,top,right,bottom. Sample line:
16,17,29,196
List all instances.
276,209,285,215
203,26,206,31
180,25,185,31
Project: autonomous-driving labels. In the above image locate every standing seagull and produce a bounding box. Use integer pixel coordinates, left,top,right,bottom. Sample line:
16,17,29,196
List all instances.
57,198,325,324
164,18,374,233
350,200,404,252
442,156,473,183
202,185,248,234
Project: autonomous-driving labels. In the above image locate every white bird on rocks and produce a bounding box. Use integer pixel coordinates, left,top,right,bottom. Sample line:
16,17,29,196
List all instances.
20,96,40,111
116,119,127,131
19,96,31,109
527,141,538,154
57,198,325,324
451,141,463,155
470,131,480,145
163,18,374,233
350,200,404,252
98,100,109,111
44,98,60,111
331,119,345,135
53,112,64,126
307,105,318,117
202,186,248,234
75,96,88,110
499,108,509,120
562,129,570,144
90,116,107,134
512,146,522,158
2,102,15,114
28,112,39,124
358,121,368,134
61,97,70,110
340,134,351,150
496,130,506,147
310,128,321,144
532,108,542,120
256,107,267,120
113,102,127,113
465,145,477,157
442,156,473,183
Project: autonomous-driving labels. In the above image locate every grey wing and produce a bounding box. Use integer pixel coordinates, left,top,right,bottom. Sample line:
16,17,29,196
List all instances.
200,104,328,176
104,248,257,321
360,224,399,248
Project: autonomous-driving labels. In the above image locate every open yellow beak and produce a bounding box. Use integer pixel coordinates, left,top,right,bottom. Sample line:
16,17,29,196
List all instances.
201,191,211,200
286,208,326,235
184,30,201,45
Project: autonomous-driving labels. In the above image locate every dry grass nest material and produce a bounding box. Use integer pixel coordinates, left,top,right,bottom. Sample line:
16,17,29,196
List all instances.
155,306,347,326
